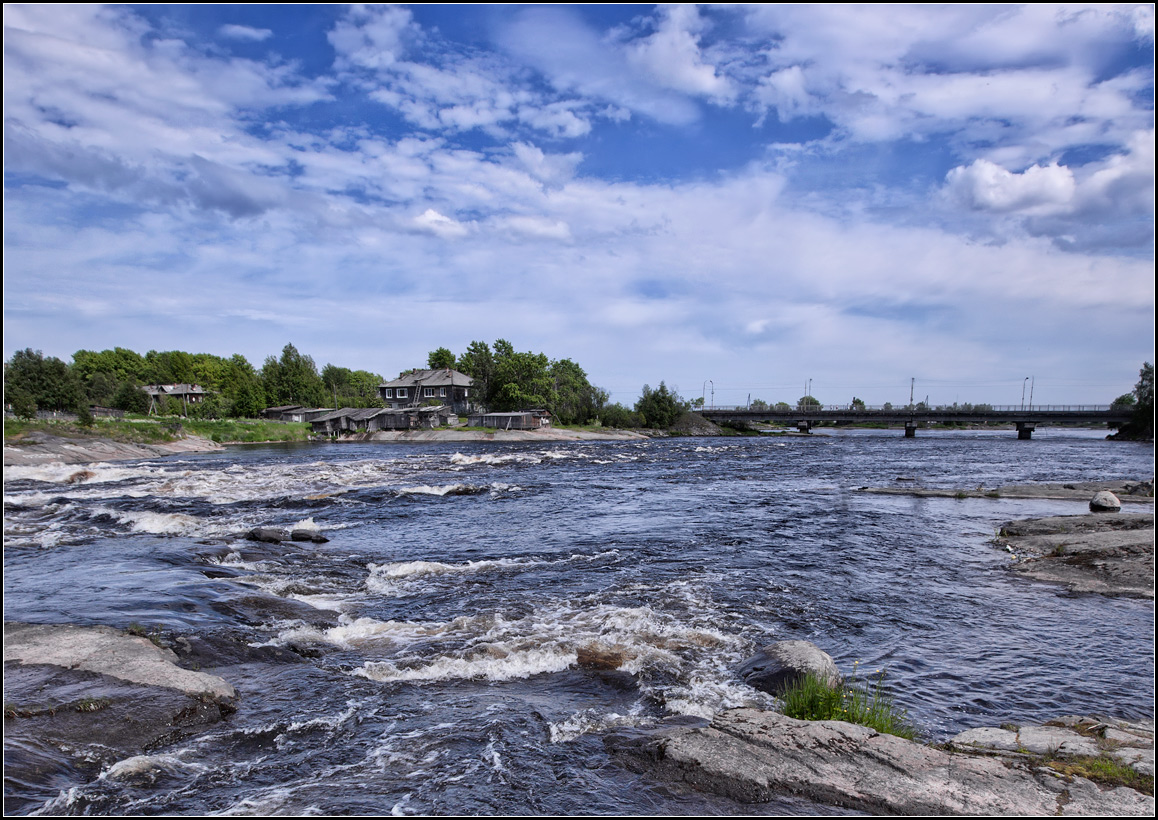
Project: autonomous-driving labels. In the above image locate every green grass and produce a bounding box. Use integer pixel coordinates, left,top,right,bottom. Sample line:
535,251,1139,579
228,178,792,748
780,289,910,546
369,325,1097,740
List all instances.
1044,754,1152,795
5,416,309,445
780,667,917,740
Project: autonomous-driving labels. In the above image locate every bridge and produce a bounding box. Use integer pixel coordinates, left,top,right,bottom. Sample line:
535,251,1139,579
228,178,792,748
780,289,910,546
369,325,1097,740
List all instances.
696,405,1133,439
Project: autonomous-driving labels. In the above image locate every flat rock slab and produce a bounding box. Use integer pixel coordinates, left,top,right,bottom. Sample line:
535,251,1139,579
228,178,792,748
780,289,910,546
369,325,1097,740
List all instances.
5,623,235,700
4,624,240,814
607,708,1154,815
858,480,1154,504
3,433,222,466
952,716,1156,779
994,513,1154,598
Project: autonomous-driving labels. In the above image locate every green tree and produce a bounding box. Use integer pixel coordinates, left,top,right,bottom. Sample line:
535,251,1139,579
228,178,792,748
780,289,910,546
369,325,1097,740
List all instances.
750,398,769,411
112,382,150,414
76,401,94,428
851,397,866,410
8,386,37,420
427,347,457,370
549,358,599,424
5,348,84,412
489,340,555,411
456,341,495,406
1111,393,1137,410
262,344,326,407
797,395,821,409
598,402,640,429
635,382,687,429
1113,362,1154,440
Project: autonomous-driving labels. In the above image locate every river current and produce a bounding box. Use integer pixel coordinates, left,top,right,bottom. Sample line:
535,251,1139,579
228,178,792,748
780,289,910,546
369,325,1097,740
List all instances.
3,428,1154,814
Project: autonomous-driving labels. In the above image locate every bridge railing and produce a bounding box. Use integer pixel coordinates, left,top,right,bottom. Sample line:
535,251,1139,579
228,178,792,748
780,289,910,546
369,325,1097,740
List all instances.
690,405,1116,412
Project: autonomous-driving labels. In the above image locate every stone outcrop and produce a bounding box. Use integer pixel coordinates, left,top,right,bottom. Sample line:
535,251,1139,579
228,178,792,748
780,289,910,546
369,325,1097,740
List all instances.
736,640,840,695
950,715,1154,779
3,431,223,466
995,513,1154,598
606,709,1154,815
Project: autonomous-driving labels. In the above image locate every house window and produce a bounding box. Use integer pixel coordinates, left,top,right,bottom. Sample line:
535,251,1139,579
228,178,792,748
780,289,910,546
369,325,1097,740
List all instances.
424,387,435,398
383,389,393,398
439,387,447,397
396,388,407,398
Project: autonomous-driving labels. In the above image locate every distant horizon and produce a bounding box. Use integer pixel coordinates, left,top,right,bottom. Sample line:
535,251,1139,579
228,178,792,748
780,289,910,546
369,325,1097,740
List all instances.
4,4,1154,407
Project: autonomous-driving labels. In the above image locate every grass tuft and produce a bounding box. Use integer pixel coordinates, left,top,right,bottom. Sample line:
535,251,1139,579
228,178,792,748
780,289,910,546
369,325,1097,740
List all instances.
780,667,917,740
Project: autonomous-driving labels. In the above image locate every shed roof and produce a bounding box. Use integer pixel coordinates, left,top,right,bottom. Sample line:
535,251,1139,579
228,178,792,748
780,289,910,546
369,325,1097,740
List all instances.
380,368,474,389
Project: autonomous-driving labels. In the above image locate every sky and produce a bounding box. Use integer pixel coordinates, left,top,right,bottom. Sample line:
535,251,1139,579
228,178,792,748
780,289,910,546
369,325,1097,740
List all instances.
3,3,1154,408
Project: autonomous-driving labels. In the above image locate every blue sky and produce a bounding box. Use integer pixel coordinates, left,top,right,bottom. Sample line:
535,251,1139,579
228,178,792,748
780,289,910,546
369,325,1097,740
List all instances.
4,4,1154,406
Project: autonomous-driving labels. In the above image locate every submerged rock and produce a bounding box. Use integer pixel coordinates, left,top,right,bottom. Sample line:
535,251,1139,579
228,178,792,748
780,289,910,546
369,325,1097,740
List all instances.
736,640,840,695
246,526,290,543
291,528,329,543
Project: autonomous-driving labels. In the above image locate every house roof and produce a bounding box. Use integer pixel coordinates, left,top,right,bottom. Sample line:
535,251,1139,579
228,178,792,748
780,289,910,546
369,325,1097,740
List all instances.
144,383,206,396
380,368,474,389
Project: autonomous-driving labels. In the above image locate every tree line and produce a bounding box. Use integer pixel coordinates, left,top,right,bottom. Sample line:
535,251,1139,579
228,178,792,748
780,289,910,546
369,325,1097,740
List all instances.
4,344,383,421
4,340,696,430
424,339,690,429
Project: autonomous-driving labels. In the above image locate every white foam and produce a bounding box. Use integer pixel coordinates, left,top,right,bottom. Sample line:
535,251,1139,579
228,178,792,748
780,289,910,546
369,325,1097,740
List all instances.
354,646,576,683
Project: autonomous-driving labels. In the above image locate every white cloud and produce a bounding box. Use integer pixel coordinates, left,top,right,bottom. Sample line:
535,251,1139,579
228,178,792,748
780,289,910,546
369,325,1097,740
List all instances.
219,24,272,42
328,4,415,70
945,160,1076,215
413,208,470,238
625,4,734,102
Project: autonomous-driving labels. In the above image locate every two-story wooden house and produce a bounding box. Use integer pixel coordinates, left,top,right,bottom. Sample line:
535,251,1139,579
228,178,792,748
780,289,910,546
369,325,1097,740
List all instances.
379,368,474,415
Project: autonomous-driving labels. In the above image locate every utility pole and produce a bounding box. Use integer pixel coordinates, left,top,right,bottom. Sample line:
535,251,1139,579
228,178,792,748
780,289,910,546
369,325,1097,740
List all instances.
910,378,915,408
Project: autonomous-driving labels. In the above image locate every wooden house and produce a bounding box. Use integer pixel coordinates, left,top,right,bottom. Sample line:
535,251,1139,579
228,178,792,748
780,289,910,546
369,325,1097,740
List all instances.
380,369,474,415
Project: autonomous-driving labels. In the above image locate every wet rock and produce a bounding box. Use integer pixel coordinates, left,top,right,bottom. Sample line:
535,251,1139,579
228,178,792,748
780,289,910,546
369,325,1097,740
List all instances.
607,708,1154,814
736,640,839,695
291,527,329,543
577,643,632,671
1090,491,1122,512
3,623,241,812
1124,480,1154,496
246,527,290,543
65,469,96,484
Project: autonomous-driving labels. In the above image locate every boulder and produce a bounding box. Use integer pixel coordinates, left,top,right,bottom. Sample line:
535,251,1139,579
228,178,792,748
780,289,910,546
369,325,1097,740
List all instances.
1090,491,1122,512
736,640,840,695
246,527,290,543
291,528,329,543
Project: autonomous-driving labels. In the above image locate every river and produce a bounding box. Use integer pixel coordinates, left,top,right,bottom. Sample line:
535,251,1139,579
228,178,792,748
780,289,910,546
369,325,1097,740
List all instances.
3,428,1154,814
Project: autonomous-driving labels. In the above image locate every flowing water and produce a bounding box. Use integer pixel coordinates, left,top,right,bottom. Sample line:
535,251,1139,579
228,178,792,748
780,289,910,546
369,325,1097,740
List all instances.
3,428,1154,814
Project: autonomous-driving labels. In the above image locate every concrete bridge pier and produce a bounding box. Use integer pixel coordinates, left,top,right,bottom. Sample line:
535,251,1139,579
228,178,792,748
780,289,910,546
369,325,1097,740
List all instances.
904,421,917,437
1016,422,1036,440
797,420,812,434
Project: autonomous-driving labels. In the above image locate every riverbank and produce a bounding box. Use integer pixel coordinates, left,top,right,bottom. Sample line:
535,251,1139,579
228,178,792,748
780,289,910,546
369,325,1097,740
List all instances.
2,425,651,466
3,431,224,466
607,708,1153,814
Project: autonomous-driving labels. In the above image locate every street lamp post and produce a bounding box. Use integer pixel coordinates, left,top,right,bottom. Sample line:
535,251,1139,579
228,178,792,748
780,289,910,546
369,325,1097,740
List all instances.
1022,377,1029,410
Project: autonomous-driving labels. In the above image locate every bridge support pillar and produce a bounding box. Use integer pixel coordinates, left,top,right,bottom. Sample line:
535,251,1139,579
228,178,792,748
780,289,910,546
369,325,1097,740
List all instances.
797,420,812,434
904,421,917,438
1016,422,1035,440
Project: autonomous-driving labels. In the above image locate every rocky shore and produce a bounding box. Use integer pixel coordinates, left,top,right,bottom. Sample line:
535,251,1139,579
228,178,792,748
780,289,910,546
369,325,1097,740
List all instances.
607,709,1153,814
996,512,1154,598
3,431,223,466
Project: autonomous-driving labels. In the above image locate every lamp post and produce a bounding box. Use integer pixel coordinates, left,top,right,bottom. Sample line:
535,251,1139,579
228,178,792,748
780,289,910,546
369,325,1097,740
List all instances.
1029,376,1034,410
1022,377,1029,410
